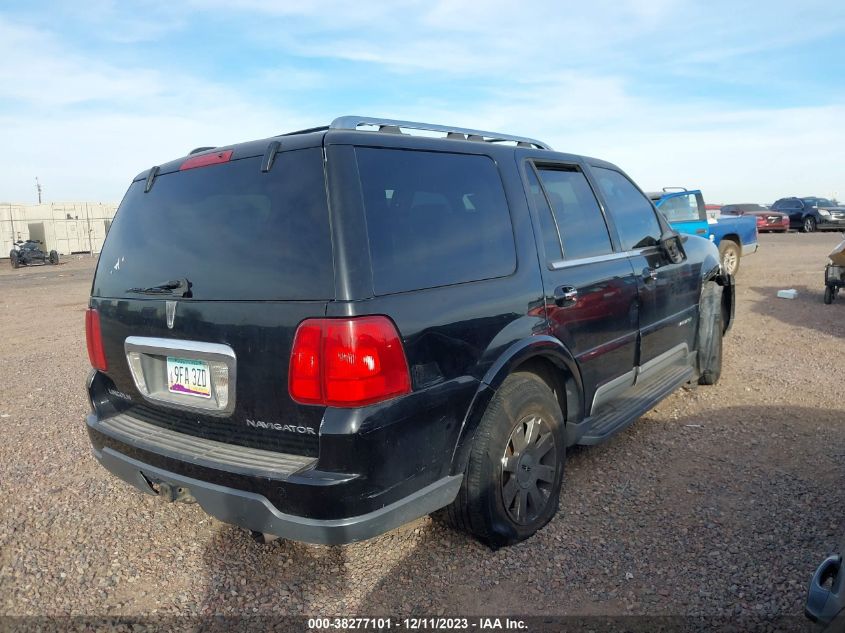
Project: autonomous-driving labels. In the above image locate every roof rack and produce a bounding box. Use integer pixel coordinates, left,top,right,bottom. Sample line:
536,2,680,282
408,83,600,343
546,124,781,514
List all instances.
329,116,552,150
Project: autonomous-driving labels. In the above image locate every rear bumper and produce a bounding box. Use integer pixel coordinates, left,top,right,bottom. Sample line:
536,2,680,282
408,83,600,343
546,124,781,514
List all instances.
91,441,461,545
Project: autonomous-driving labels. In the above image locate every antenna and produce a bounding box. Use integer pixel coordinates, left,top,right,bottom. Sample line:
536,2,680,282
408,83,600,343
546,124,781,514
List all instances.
35,177,42,204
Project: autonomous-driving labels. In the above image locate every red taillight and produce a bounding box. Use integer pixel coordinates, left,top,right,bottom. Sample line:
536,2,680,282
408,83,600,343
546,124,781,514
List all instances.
289,316,411,408
85,308,108,371
179,149,233,171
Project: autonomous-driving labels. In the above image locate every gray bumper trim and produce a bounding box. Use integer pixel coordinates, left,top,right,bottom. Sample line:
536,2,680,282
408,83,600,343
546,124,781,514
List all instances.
94,447,462,545
96,412,315,478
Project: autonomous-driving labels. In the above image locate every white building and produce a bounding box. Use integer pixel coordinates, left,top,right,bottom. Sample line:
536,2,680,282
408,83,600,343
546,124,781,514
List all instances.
1,202,118,258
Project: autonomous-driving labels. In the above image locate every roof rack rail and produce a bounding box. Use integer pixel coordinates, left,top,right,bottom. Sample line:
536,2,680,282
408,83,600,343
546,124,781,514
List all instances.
329,116,552,150
280,125,330,136
189,146,217,155
662,186,689,192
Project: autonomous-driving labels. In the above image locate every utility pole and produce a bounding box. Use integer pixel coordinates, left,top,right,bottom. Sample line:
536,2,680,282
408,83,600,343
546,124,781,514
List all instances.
8,203,14,249
35,177,42,204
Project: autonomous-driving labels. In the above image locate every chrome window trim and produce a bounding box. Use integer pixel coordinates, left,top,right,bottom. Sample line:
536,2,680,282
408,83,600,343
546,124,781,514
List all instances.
548,250,638,270
124,336,237,417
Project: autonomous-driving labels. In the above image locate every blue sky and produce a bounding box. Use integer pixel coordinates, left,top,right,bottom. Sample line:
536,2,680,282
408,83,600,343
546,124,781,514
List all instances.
1,0,844,203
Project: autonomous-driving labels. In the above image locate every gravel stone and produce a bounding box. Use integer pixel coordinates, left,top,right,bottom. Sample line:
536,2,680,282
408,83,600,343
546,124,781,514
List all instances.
0,234,843,623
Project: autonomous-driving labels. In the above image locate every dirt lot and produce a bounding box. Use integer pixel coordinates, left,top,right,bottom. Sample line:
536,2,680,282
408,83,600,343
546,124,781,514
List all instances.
1,234,843,626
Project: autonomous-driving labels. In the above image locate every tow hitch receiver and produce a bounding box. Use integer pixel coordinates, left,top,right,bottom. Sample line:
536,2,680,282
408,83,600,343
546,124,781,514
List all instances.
149,478,196,504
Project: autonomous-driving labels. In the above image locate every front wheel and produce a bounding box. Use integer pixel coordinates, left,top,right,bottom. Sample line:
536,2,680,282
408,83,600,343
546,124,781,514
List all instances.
48,250,59,265
803,216,817,233
718,240,741,276
9,251,19,269
697,281,723,385
439,372,565,548
824,285,834,304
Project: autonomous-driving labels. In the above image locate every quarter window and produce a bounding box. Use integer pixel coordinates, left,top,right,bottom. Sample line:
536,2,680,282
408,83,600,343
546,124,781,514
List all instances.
356,148,516,295
592,167,662,250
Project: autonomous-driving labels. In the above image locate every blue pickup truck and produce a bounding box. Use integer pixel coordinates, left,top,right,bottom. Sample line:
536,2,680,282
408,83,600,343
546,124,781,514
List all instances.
648,188,758,275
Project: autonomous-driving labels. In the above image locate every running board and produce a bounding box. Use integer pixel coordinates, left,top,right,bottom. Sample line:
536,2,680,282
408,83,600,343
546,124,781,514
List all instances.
577,365,694,445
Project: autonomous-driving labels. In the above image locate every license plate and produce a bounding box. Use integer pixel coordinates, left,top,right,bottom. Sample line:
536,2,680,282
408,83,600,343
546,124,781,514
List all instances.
167,356,211,398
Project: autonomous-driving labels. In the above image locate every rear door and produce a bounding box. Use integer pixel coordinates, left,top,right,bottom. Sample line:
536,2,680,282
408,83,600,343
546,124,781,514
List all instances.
90,146,333,457
589,166,698,372
522,159,639,412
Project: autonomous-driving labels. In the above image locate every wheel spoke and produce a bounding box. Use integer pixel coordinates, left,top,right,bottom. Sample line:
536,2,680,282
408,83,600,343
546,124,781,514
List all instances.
510,424,527,452
531,432,554,460
523,416,539,447
534,464,555,483
527,484,544,514
502,455,519,474
517,488,528,520
502,477,519,508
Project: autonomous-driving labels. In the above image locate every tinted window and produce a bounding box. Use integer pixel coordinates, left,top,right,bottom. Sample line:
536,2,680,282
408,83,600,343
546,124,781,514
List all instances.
592,167,662,250
93,150,334,300
536,167,612,259
357,148,516,295
524,167,563,261
805,197,833,207
658,193,701,222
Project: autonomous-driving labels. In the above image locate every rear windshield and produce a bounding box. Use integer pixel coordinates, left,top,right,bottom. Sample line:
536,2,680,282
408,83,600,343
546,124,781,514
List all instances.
93,149,334,301
356,148,516,295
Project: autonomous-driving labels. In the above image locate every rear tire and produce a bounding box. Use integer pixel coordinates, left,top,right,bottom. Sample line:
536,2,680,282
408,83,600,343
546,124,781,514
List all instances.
824,286,834,304
803,216,817,233
718,240,740,276
49,250,59,265
439,372,565,548
697,281,723,385
9,251,18,269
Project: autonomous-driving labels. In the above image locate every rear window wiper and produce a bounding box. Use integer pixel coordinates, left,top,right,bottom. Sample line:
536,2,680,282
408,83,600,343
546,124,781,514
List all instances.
127,277,192,297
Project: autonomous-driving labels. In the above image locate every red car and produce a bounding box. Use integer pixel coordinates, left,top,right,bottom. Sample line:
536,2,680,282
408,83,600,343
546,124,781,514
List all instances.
720,203,789,233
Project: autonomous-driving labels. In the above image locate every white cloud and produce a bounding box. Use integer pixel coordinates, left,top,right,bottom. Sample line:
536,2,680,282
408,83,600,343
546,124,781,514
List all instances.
0,2,843,203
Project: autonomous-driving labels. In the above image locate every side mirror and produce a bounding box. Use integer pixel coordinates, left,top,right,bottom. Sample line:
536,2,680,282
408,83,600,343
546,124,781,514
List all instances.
661,231,686,264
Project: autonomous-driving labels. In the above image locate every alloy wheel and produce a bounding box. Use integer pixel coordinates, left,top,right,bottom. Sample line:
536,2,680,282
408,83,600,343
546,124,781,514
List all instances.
501,415,557,525
723,251,738,275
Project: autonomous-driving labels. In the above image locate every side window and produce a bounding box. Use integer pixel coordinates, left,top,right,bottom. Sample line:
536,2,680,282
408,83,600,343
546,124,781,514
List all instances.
524,167,563,261
592,167,662,250
659,193,700,222
536,167,612,259
356,148,516,295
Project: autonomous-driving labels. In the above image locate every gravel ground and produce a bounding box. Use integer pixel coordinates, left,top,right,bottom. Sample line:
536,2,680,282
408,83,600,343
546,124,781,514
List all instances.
0,234,843,627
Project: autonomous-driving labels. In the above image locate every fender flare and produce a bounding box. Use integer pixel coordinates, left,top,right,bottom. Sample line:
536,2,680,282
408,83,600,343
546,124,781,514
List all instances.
702,258,735,335
448,336,583,477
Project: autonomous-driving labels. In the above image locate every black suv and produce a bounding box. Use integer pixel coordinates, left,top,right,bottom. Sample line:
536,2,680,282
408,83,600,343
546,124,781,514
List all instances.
85,116,734,547
771,197,845,232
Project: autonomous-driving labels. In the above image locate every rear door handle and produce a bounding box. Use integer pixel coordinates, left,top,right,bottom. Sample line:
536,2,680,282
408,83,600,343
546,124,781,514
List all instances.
553,286,578,307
